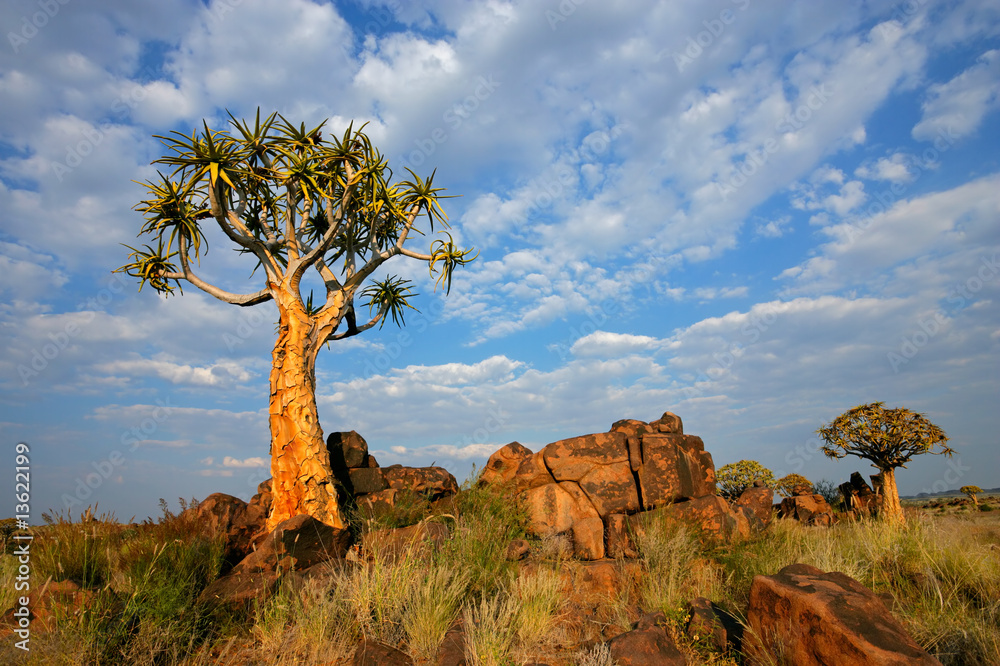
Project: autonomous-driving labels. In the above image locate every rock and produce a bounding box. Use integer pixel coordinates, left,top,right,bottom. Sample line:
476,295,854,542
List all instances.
196,569,281,611
637,434,712,508
382,465,459,501
577,459,642,517
840,472,878,516
778,494,835,526
609,418,655,438
604,513,638,559
792,483,813,496
513,450,556,492
327,430,370,469
356,488,398,520
630,495,749,545
506,538,531,561
1,579,98,634
244,479,272,534
352,638,414,665
435,618,467,666
735,486,774,528
235,514,351,575
651,411,684,434
607,611,687,665
745,563,941,666
183,492,265,567
363,522,449,562
524,481,604,559
542,432,629,483
478,441,533,487
572,516,606,561
348,467,388,495
686,597,727,652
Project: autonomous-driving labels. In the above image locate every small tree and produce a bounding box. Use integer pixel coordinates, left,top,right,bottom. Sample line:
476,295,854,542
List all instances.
117,111,476,531
775,473,813,498
716,460,776,501
818,402,952,523
960,485,982,507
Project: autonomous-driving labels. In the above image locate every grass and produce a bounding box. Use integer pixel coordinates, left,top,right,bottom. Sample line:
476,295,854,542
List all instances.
4,489,999,665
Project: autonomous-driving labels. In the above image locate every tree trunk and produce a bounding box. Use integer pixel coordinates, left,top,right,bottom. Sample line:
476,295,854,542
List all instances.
875,468,904,524
265,292,344,532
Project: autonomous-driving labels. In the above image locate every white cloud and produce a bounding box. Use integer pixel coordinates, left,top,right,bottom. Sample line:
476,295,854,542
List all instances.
570,331,663,357
913,50,1000,141
854,153,914,183
222,456,267,468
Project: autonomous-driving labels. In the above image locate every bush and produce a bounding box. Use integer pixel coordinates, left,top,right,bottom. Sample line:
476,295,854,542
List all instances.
716,460,776,500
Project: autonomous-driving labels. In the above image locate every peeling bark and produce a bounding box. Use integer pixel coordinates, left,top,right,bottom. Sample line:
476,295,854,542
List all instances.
875,468,904,524
266,284,344,531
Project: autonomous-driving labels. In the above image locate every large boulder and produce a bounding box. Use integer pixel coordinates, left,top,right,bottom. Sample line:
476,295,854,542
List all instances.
840,471,879,517
327,430,371,470
478,441,532,487
745,563,941,665
637,434,713,508
607,611,687,666
626,495,749,546
778,493,835,526
735,485,775,530
381,465,459,501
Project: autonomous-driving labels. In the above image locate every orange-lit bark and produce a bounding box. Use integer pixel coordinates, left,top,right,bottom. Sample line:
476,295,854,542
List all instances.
875,468,904,524
265,284,344,532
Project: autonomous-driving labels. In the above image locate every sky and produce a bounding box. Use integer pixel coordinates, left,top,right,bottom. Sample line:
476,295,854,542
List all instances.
1,0,998,523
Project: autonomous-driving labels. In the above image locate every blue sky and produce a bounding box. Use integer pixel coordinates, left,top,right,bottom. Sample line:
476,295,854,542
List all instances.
1,0,998,522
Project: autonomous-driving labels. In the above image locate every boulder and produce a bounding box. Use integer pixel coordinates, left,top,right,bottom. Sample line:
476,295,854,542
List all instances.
745,563,941,666
196,569,281,611
382,465,459,501
352,638,413,665
524,481,604,560
630,495,749,545
434,618,468,666
513,450,556,492
348,467,388,495
543,432,629,483
1,579,98,634
183,492,267,567
609,418,655,438
327,430,370,470
244,479,273,533
607,611,687,665
735,486,775,528
637,435,712,508
604,513,639,559
362,522,449,562
840,471,878,516
778,493,835,526
355,488,399,520
686,597,737,653
478,441,533,487
506,538,531,561
650,411,684,434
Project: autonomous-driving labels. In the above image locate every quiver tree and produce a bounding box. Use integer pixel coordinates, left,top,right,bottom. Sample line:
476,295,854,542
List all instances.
716,460,776,501
818,402,952,523
960,485,982,507
116,111,477,531
775,473,813,498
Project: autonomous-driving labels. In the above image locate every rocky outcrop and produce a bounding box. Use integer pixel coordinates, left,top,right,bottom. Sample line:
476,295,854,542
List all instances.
840,471,879,518
481,411,737,559
180,492,266,569
777,487,835,526
745,563,941,666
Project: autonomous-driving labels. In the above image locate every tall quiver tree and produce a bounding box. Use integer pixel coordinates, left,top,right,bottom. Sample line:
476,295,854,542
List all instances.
817,401,952,523
117,111,477,531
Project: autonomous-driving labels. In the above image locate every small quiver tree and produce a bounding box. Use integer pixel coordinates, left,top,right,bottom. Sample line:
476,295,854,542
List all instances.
960,485,982,507
116,112,477,532
716,460,776,501
818,402,952,524
775,473,813,498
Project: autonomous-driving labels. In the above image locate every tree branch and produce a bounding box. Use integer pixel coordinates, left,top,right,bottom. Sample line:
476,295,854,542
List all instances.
173,237,273,306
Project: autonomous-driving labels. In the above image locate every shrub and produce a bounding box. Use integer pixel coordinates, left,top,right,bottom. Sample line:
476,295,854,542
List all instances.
716,460,776,500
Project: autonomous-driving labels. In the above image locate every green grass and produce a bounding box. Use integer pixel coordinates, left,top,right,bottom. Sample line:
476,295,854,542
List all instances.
5,490,999,665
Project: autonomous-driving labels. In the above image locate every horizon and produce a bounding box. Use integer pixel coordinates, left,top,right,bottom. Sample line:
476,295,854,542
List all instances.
1,0,998,523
